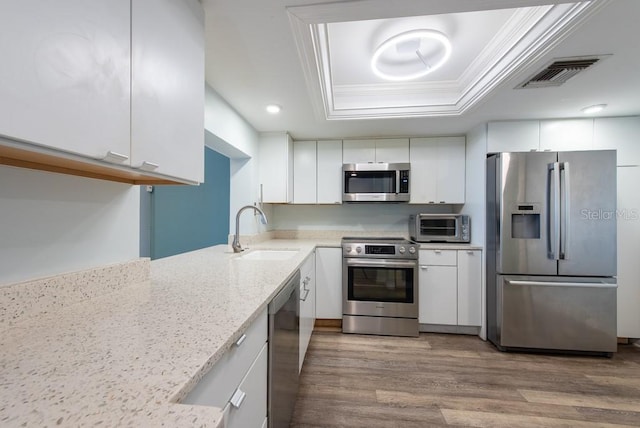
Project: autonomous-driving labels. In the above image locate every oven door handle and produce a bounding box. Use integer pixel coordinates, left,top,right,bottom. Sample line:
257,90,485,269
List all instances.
345,259,418,269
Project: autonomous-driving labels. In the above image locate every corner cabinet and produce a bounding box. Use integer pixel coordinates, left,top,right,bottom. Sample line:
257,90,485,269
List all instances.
299,252,316,372
259,132,293,203
418,248,482,333
0,0,204,185
409,137,465,204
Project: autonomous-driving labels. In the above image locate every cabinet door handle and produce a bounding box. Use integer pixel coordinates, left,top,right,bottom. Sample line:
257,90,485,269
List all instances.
235,334,247,347
134,161,159,171
300,288,310,302
229,388,246,409
102,151,129,163
439,201,446,204
420,265,428,270
428,201,435,204
466,250,474,255
434,250,442,254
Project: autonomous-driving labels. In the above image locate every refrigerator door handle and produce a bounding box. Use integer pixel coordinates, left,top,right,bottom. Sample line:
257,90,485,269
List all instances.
560,162,570,260
507,280,616,289
547,162,561,260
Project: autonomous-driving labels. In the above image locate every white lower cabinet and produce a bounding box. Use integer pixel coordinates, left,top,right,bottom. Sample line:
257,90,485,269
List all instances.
182,309,267,427
315,247,342,319
299,252,316,372
418,249,482,329
221,344,267,428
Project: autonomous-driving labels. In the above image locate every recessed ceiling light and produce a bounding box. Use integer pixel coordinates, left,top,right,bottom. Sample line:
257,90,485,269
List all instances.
266,104,281,114
371,29,452,82
581,104,607,114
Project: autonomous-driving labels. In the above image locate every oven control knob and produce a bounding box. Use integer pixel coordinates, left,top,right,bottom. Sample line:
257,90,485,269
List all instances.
399,246,406,254
345,245,352,253
356,246,362,254
408,246,416,254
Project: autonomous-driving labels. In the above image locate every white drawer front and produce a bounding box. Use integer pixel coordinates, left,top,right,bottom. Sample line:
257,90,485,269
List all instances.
419,249,457,266
224,343,268,428
183,309,267,407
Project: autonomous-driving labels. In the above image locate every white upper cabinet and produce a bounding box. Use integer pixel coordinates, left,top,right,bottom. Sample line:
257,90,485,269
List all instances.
293,140,342,204
540,119,593,151
259,132,293,203
488,119,595,154
131,0,204,183
316,140,343,204
0,0,131,163
343,138,409,163
293,140,317,204
487,121,540,153
593,116,640,166
410,137,465,204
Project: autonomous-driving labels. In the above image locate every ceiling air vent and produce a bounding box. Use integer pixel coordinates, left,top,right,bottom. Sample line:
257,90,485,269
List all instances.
516,56,608,89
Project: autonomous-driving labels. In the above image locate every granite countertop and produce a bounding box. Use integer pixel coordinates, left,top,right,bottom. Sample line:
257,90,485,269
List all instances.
0,239,333,427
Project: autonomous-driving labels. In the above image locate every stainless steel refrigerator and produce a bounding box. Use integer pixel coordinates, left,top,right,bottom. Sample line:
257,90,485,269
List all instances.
486,150,617,355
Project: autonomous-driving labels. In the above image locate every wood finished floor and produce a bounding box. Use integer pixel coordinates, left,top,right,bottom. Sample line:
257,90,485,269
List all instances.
291,331,640,427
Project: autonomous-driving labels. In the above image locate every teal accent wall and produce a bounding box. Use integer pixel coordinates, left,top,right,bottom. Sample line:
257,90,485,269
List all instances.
150,147,230,259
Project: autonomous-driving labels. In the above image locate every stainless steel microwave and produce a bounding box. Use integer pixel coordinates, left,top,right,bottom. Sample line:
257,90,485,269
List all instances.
343,163,410,202
409,214,470,243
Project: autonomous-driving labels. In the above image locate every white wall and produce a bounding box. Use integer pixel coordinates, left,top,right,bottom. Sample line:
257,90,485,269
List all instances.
204,85,268,236
0,166,139,286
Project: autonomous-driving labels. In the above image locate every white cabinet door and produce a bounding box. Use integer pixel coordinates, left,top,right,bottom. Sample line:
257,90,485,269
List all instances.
293,141,317,204
315,247,342,319
593,116,640,166
0,0,130,163
343,139,376,164
616,166,640,338
299,253,315,372
436,137,465,204
259,133,293,203
131,0,204,183
457,250,482,326
317,140,343,204
418,264,457,325
409,138,438,203
375,138,409,163
410,137,465,204
540,119,593,152
487,121,540,153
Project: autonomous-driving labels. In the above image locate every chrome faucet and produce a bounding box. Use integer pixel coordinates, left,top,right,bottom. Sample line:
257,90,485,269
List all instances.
232,205,268,253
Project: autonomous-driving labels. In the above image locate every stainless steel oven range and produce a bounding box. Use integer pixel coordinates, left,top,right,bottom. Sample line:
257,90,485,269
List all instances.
342,237,419,337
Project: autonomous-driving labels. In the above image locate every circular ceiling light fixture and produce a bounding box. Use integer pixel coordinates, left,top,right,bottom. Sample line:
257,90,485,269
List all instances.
371,29,452,82
581,104,607,114
266,104,281,114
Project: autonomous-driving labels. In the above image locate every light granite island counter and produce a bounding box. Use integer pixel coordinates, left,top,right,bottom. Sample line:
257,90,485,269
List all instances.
0,240,329,427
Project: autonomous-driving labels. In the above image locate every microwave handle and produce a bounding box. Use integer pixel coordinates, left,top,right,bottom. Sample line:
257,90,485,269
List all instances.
395,170,400,194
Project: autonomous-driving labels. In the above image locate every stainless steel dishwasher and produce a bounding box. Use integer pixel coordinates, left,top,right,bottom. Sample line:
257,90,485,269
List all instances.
268,270,300,428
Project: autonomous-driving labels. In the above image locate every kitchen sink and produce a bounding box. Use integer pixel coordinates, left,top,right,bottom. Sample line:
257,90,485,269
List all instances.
236,249,299,261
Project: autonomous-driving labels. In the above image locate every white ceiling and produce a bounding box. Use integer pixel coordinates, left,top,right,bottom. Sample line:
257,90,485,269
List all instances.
201,0,640,140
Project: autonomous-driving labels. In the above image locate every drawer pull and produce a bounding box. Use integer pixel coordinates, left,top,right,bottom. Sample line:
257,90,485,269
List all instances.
420,265,428,270
229,388,246,409
434,250,442,254
102,151,129,163
235,334,247,347
467,250,474,255
134,161,160,171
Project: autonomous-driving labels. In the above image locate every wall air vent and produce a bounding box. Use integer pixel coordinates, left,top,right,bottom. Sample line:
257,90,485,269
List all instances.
516,56,609,89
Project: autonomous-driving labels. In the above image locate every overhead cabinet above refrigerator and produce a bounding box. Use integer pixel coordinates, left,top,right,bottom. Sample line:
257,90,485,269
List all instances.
486,150,618,355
